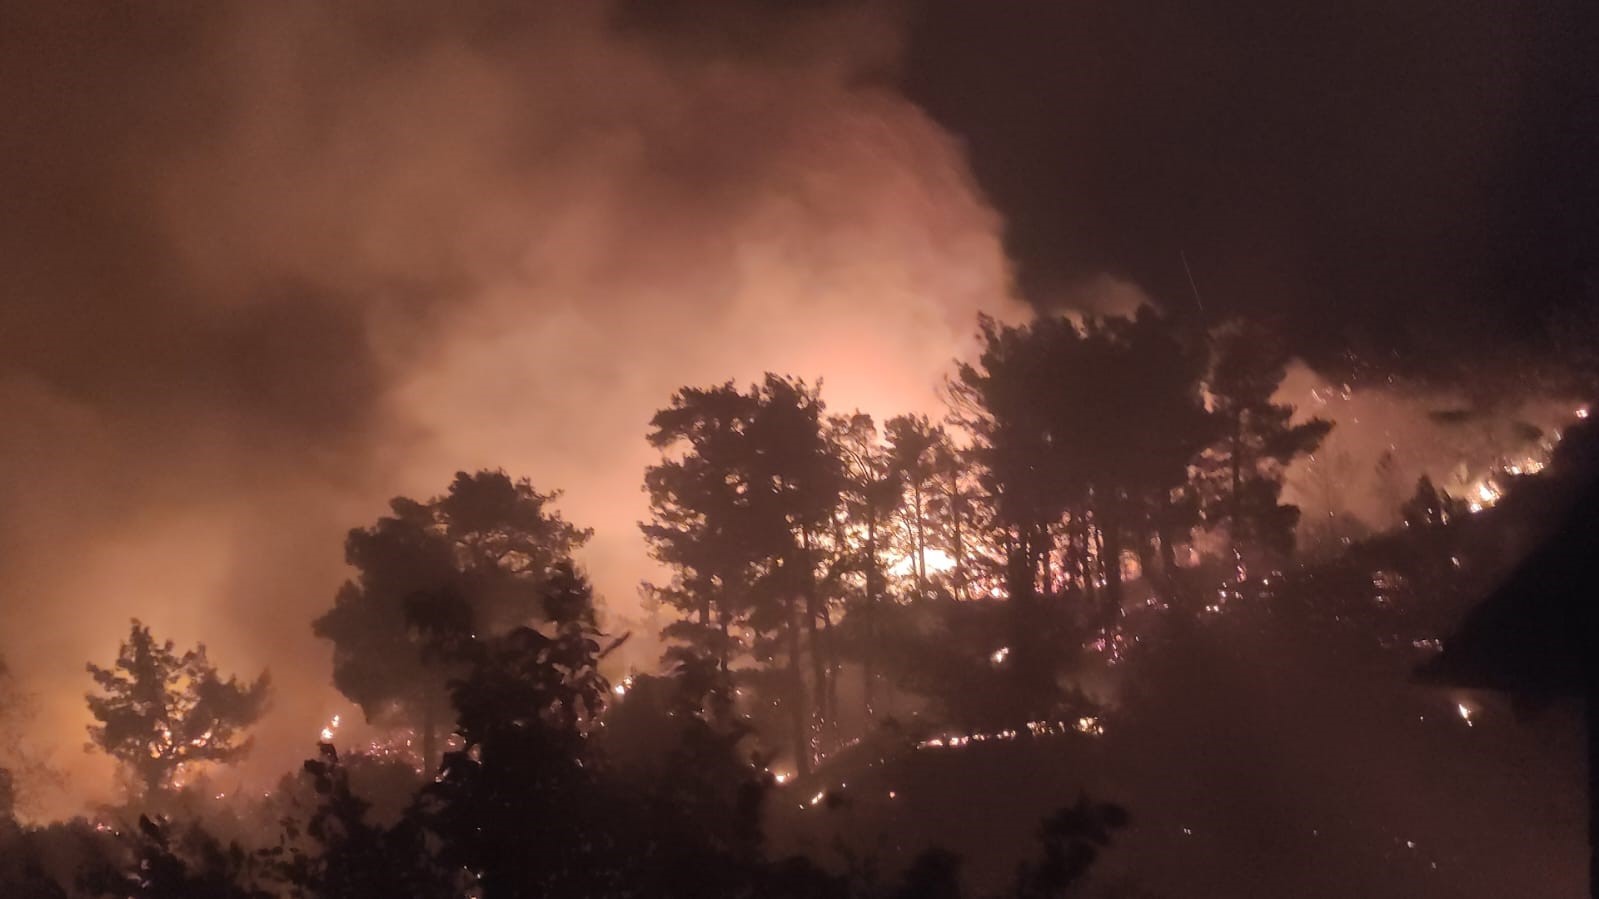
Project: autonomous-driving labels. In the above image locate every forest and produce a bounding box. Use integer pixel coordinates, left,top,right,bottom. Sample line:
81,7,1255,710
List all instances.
1,307,1593,898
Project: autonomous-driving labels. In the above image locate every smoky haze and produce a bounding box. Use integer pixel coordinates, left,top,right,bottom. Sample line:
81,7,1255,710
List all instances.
0,1,1024,813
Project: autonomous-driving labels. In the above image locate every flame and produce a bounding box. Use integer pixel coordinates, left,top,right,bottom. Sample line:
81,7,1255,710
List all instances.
888,548,957,578
915,718,1103,751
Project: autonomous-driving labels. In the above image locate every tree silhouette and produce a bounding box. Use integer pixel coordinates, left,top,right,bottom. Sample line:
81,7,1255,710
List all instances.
886,414,943,597
85,620,269,799
1401,475,1468,529
926,436,991,602
645,375,843,776
643,383,768,671
831,412,904,717
312,470,590,775
746,376,843,772
953,313,1086,692
266,743,445,899
955,309,1211,665
417,562,615,897
81,813,273,899
1012,795,1130,898
1197,319,1331,573
597,655,776,897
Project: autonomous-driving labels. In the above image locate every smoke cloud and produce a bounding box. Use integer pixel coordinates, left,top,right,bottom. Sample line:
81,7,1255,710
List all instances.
0,1,1023,814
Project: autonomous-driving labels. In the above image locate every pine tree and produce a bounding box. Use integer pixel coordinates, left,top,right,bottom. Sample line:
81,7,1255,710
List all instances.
85,620,270,798
644,376,842,776
886,415,942,597
1198,319,1332,570
642,384,767,671
831,412,903,717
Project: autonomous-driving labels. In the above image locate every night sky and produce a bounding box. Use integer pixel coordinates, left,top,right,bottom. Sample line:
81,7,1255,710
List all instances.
901,0,1599,368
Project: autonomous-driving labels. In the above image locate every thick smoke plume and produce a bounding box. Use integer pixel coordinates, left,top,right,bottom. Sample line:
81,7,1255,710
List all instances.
0,1,1022,814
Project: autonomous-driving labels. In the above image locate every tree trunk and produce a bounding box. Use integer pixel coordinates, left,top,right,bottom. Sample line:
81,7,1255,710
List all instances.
864,513,879,718
1076,515,1096,606
1006,526,1047,709
422,703,439,778
716,569,736,672
800,528,828,754
718,610,731,674
1101,499,1125,625
913,483,927,594
786,594,811,778
951,492,968,601
820,605,839,746
1157,498,1182,607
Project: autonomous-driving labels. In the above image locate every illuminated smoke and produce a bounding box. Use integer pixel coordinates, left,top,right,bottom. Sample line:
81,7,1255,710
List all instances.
0,2,1023,814
1276,362,1583,544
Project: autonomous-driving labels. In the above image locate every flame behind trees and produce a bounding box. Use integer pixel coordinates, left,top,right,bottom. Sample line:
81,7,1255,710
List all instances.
84,620,270,799
830,412,904,719
643,310,1324,763
952,308,1215,624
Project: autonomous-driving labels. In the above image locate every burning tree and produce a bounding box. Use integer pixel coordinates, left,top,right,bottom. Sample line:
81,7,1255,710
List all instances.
85,620,270,798
312,470,590,776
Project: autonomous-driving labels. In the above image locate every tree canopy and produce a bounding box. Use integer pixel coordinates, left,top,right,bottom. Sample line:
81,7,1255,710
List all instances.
85,620,270,798
312,470,590,775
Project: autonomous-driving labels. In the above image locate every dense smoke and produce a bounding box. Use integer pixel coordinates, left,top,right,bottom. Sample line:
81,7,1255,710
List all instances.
0,1,1023,814
1278,364,1585,549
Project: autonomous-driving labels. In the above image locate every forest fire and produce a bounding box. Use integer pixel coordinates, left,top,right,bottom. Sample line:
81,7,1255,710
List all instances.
0,2,1592,897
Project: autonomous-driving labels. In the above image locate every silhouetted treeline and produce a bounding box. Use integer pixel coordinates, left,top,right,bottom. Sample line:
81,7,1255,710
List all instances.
641,310,1328,771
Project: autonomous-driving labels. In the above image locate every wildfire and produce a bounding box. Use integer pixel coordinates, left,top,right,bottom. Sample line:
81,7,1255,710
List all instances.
319,713,341,742
915,718,1104,751
888,548,958,579
1466,480,1502,514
